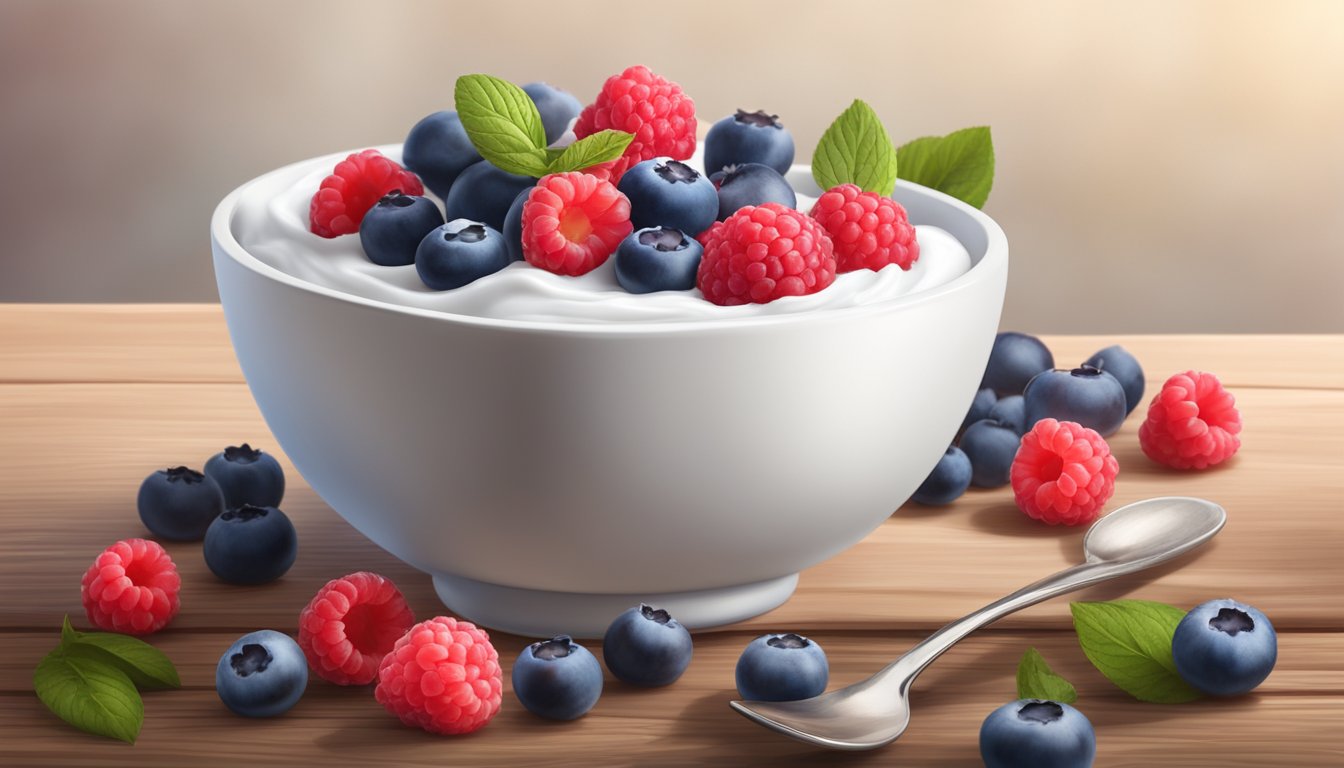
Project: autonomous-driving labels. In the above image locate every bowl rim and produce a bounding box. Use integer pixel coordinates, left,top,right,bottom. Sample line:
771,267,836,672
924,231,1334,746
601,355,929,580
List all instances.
211,147,1008,336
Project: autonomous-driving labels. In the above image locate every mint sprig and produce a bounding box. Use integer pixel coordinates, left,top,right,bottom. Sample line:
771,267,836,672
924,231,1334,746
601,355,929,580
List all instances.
454,74,632,177
812,99,899,196
1071,600,1203,704
1016,647,1078,703
896,126,995,208
32,616,181,743
61,617,181,690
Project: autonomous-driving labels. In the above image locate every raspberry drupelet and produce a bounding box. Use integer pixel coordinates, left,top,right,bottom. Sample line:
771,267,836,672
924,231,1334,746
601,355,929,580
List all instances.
1139,370,1242,469
297,571,415,685
1011,418,1120,525
80,538,181,635
375,616,503,735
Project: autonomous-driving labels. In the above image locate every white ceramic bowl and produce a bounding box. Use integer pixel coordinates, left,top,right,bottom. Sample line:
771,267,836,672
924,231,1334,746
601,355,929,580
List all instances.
211,156,1008,637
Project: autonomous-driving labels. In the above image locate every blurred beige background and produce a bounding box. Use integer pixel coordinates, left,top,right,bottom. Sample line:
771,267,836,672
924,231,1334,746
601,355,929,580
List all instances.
1,0,1341,332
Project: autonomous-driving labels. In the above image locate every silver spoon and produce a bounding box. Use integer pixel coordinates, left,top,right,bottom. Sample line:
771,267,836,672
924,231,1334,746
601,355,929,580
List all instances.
730,496,1226,751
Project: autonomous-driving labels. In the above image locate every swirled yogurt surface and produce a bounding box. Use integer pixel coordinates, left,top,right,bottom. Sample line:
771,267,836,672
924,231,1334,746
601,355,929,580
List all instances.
232,147,972,324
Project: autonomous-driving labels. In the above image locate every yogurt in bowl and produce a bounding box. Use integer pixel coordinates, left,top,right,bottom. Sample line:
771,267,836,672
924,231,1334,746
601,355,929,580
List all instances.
234,147,972,324
211,147,1008,637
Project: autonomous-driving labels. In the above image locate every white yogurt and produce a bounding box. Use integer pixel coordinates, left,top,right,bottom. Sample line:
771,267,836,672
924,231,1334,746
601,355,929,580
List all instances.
232,148,972,324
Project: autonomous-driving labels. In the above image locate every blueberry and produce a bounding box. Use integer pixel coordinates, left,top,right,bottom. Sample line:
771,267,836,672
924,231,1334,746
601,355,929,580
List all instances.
1084,345,1145,415
911,446,973,505
204,443,286,510
704,109,796,176
443,161,536,232
711,163,796,221
602,604,693,687
216,630,307,718
502,188,530,262
617,157,719,237
982,332,1055,397
402,111,482,200
1022,366,1127,437
415,219,511,291
979,699,1096,768
961,387,998,435
512,635,603,720
136,466,224,541
735,633,829,702
614,227,703,294
522,82,582,145
1172,599,1277,696
203,504,298,585
959,419,1021,488
357,191,445,267
989,395,1027,436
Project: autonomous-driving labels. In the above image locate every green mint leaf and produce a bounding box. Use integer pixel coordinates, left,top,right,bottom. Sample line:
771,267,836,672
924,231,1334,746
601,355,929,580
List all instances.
1016,647,1078,703
896,126,994,208
546,130,634,174
1071,600,1203,704
67,632,181,690
34,648,143,743
812,99,898,196
454,74,550,177
61,615,79,647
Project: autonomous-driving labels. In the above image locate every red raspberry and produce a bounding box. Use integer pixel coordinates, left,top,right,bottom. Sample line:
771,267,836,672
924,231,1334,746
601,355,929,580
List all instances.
573,65,697,181
1011,419,1120,526
521,172,632,276
309,149,424,238
80,539,180,635
809,184,920,272
696,203,837,305
1139,370,1242,469
297,571,415,685
374,616,503,735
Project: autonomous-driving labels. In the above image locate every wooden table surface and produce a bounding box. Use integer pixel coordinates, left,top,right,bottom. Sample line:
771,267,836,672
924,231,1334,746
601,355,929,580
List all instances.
2,305,1342,767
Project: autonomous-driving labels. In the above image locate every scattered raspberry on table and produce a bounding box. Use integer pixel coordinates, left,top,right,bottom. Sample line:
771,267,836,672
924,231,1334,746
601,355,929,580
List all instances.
1139,370,1242,469
80,538,181,635
1011,418,1119,525
298,571,415,685
375,616,503,735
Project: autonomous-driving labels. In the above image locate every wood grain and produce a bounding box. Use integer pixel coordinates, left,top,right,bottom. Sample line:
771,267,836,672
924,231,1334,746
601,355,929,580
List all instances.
2,306,1342,766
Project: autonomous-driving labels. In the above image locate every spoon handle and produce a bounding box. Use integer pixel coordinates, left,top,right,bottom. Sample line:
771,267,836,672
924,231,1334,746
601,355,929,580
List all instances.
884,559,1131,685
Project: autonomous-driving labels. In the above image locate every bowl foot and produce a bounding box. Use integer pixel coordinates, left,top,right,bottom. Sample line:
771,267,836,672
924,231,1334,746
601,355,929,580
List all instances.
431,572,800,639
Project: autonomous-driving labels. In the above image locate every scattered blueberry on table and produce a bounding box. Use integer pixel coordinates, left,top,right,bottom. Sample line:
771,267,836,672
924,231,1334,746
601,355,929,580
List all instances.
137,466,224,541
603,604,694,687
513,635,604,720
735,633,829,702
215,629,308,718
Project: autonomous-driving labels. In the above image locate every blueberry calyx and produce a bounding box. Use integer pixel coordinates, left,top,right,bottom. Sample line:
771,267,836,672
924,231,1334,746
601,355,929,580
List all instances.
378,190,415,208
222,443,262,463
654,160,700,184
532,635,576,661
640,604,673,625
1210,607,1255,636
164,466,205,484
734,109,783,129
1069,364,1105,379
1016,700,1064,724
222,504,269,523
444,223,488,243
638,227,687,252
230,643,272,677
766,633,810,650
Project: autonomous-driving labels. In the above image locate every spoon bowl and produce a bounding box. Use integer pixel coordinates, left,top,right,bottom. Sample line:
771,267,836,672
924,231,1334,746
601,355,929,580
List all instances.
730,496,1226,750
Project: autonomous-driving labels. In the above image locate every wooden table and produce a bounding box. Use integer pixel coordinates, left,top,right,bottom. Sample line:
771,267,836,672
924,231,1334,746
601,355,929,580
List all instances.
2,305,1341,766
